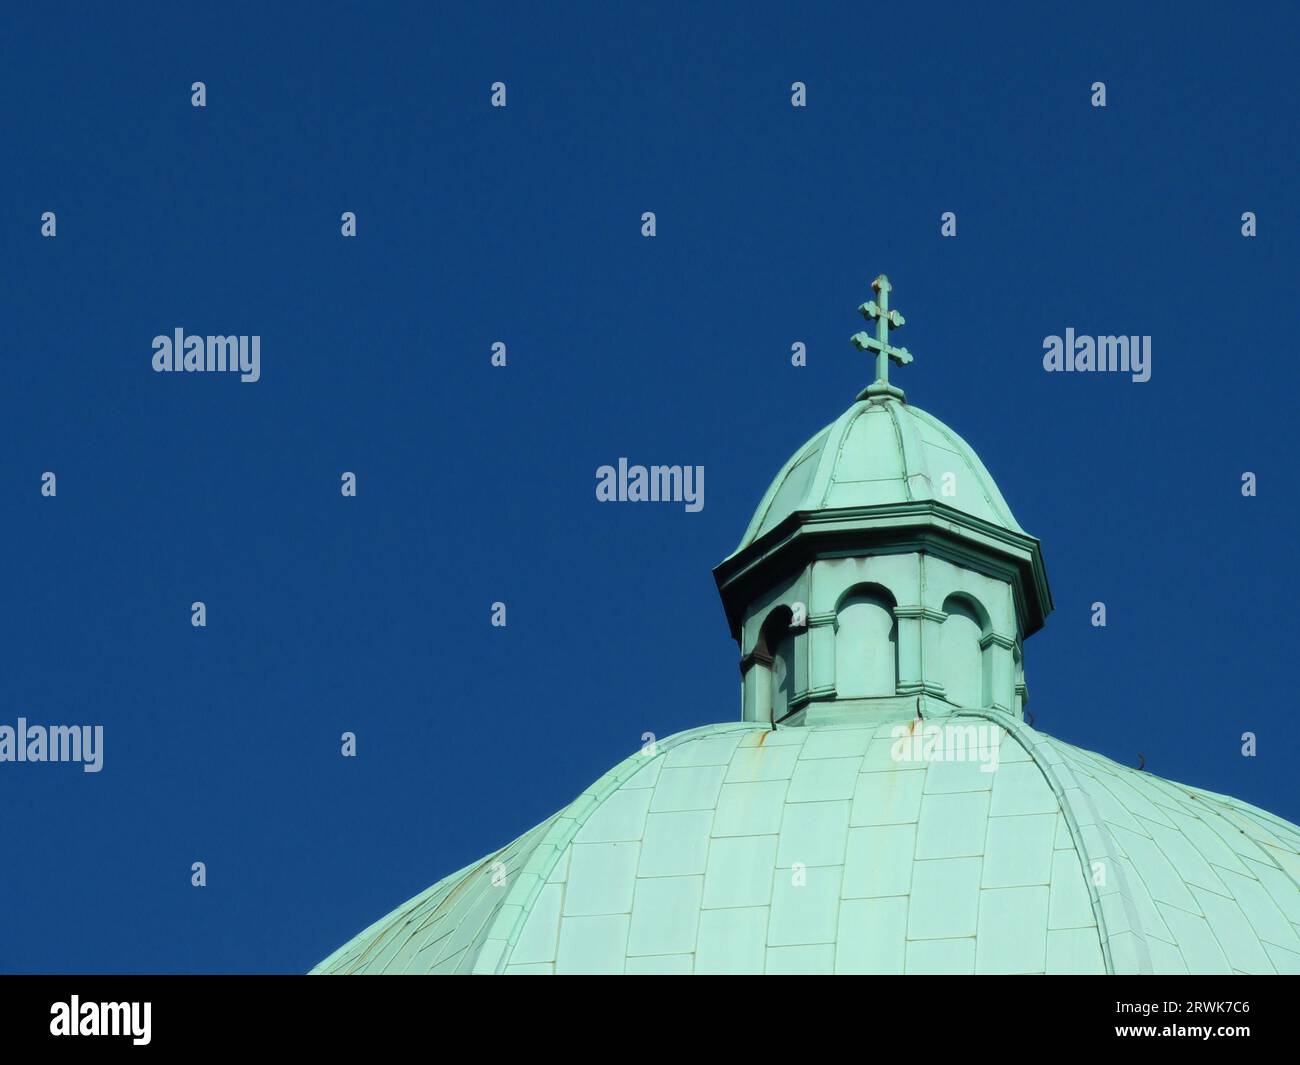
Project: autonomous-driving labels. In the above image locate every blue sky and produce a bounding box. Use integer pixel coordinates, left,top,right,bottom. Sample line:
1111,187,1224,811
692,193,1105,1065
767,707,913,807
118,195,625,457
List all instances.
1,2,1296,973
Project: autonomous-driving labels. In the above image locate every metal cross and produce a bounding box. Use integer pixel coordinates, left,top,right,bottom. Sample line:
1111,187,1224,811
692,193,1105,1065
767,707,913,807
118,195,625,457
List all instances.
850,274,913,400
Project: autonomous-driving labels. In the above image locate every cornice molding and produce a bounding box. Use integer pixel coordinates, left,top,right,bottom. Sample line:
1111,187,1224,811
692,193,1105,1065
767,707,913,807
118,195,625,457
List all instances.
980,631,1018,651
895,605,947,622
713,500,1052,643
898,679,948,698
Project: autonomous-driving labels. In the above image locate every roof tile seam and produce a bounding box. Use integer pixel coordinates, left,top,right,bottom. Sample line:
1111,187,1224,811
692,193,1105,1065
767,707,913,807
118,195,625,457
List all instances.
1051,740,1288,974
402,844,547,973
410,820,561,973
380,873,491,973
315,811,568,974
310,851,492,973
490,722,761,973
952,707,1116,974
1064,744,1300,857
341,879,470,973
313,886,443,973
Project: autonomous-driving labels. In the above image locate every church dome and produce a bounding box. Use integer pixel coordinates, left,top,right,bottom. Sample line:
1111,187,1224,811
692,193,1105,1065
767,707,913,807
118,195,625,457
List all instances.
311,274,1299,976
311,718,1300,975
733,397,1023,558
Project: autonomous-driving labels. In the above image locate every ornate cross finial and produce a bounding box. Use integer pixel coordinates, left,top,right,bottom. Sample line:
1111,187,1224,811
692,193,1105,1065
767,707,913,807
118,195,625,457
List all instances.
850,274,913,401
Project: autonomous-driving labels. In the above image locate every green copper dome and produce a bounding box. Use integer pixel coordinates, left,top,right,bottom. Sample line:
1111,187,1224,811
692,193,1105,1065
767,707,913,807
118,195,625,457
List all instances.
312,717,1300,975
733,396,1023,558
312,275,1299,976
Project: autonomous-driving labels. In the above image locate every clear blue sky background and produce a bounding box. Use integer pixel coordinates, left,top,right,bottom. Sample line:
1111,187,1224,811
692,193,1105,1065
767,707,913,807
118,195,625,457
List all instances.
1,2,1296,973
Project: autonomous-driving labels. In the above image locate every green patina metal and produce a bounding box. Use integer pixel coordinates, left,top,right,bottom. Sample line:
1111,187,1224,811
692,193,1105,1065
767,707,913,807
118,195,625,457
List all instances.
313,275,1300,975
851,274,913,401
312,718,1300,975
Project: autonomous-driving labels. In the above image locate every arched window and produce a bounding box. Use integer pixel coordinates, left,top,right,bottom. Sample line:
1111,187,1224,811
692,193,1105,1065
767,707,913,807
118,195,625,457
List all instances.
771,628,796,721
749,606,796,725
939,594,989,709
834,585,897,698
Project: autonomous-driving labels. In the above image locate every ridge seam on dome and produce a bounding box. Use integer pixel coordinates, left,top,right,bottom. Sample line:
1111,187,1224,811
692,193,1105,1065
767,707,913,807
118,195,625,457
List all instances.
398,816,563,973
739,427,829,551
883,400,916,503
418,818,565,973
815,405,862,509
913,408,1012,527
1052,768,1156,974
952,707,1117,974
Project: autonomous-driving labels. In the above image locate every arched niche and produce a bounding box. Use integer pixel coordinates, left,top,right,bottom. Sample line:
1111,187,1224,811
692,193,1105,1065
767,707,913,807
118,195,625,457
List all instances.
833,583,898,698
939,593,990,709
748,605,796,724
